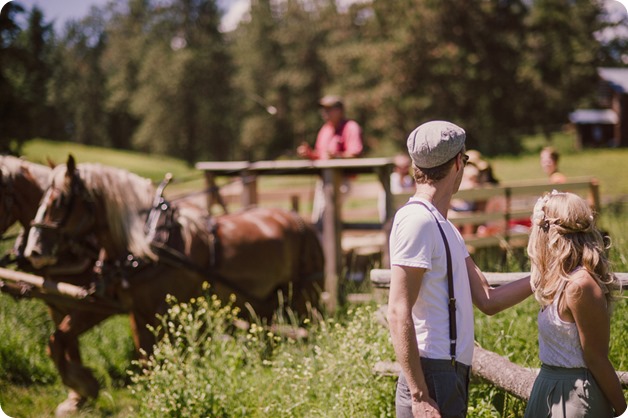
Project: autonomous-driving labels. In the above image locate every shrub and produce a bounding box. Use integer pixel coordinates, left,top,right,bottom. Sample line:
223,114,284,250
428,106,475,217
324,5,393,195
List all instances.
129,289,395,417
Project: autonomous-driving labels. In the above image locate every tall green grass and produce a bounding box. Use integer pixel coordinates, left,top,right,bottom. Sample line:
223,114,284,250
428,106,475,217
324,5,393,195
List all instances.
128,292,396,418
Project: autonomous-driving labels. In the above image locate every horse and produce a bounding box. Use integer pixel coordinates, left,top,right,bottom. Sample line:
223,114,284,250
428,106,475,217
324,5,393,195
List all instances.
23,155,325,413
0,156,113,416
0,156,52,247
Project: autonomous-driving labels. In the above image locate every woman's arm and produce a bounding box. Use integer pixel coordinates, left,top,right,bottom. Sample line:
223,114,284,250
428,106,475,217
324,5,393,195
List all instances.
566,271,627,416
466,257,533,316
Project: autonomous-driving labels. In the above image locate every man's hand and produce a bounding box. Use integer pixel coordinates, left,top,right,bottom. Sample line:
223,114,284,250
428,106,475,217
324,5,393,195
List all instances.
412,397,441,418
297,142,312,159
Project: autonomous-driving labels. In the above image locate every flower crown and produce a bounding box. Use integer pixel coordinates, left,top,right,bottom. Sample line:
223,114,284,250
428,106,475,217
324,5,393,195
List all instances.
531,190,594,233
531,190,562,232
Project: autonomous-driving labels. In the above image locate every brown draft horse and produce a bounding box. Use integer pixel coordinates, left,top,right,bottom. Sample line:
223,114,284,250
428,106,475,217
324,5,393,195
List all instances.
0,156,111,416
24,155,325,414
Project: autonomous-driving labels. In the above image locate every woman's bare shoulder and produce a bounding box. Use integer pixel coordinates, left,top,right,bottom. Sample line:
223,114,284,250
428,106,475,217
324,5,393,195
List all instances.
565,269,606,306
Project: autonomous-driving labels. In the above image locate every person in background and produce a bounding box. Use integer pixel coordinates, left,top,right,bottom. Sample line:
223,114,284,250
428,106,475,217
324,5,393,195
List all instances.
379,154,415,222
466,149,499,187
449,150,497,236
391,154,415,194
297,95,363,160
388,120,532,418
540,146,567,184
297,95,363,223
524,191,626,418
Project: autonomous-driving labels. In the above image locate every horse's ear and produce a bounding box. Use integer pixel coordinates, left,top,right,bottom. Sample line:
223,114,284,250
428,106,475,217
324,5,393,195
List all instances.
66,154,77,176
46,156,56,168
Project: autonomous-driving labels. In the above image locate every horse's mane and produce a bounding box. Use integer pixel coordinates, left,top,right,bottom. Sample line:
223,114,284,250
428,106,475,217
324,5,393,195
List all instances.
53,163,157,260
0,156,51,189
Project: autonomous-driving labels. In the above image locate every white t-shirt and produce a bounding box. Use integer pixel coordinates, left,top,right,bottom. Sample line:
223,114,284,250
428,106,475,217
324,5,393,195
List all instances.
389,197,474,366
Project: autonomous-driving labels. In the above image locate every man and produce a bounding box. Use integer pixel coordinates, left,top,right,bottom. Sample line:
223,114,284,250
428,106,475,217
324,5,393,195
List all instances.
297,95,363,160
387,120,532,418
298,95,363,223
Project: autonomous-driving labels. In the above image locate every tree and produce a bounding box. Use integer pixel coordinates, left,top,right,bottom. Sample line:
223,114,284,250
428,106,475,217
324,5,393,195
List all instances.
101,0,150,150
0,1,27,152
48,8,110,145
229,0,283,160
520,0,607,140
130,0,236,163
359,0,532,155
18,6,59,139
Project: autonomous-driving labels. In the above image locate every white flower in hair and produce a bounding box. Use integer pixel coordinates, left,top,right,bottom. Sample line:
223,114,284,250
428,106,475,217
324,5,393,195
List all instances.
532,196,548,228
531,190,560,230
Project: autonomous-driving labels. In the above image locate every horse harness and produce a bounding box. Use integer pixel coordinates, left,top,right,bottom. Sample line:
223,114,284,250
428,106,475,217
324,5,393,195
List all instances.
120,194,279,305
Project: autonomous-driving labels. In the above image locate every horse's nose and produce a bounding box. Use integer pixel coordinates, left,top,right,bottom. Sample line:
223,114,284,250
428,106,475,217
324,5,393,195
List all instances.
25,250,58,269
23,229,58,268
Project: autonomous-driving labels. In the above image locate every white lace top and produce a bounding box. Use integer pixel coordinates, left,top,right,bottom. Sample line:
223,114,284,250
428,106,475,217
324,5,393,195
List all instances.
538,283,586,368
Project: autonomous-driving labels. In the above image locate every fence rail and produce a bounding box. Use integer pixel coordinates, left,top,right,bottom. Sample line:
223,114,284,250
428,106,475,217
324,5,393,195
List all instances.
370,270,628,289
392,176,600,252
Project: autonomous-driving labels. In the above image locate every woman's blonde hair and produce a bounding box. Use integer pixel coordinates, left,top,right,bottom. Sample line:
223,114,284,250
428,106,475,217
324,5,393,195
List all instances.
527,191,617,307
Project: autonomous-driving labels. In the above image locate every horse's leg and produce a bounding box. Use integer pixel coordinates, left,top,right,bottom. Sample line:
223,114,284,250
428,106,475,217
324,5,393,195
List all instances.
128,310,158,358
292,225,325,319
127,267,205,357
48,310,111,417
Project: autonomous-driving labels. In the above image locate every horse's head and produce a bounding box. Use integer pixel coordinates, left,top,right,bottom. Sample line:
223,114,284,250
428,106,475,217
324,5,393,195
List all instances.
24,155,100,269
24,155,158,269
0,156,51,235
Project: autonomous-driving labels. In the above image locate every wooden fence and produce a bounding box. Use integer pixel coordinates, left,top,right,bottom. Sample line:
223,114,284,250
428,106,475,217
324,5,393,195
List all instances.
393,176,600,252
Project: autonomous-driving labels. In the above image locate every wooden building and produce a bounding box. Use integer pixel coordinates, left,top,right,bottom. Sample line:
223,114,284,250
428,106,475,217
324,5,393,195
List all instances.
568,108,618,148
570,67,628,148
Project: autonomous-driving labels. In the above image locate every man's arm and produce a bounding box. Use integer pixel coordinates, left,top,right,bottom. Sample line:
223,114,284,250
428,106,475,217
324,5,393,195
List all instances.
388,265,440,416
466,257,533,316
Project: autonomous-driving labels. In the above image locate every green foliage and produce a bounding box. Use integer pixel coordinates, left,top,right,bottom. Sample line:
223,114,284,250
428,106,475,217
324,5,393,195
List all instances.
0,297,57,385
2,0,621,160
129,291,395,417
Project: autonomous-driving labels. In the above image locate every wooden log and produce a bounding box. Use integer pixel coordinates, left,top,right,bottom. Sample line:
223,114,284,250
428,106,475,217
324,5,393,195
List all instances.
471,346,537,400
374,348,628,399
0,267,89,299
0,280,126,314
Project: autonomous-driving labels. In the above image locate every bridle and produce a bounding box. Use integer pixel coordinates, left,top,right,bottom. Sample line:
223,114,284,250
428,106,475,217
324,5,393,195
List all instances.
30,170,97,238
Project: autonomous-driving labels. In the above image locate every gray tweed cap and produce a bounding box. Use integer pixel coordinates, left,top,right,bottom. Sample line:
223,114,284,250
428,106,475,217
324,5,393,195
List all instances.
407,121,466,168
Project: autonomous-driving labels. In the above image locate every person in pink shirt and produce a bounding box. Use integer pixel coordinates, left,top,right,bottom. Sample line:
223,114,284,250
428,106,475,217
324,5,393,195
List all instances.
297,95,363,160
298,95,364,223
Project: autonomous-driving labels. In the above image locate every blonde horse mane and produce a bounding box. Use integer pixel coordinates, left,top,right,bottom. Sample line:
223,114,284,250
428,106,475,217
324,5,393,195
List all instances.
54,163,157,260
0,156,51,189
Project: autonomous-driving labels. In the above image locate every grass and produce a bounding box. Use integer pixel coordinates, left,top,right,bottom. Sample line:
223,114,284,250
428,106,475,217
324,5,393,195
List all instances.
1,136,626,416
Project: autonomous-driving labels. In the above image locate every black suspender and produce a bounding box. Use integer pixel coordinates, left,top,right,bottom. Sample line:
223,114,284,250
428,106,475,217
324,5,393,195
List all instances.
405,200,458,364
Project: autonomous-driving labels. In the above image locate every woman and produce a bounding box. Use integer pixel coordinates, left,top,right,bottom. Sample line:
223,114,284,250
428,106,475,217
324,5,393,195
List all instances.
525,191,626,418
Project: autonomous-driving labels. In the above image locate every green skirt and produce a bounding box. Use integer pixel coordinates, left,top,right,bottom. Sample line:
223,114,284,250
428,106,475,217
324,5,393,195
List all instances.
524,364,613,418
